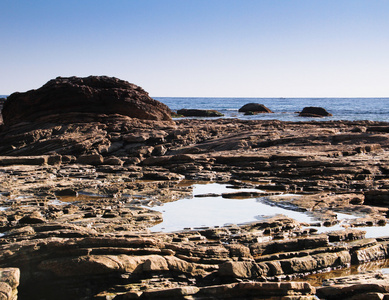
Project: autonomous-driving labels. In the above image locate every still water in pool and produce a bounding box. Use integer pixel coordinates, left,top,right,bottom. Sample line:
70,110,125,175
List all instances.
149,183,389,236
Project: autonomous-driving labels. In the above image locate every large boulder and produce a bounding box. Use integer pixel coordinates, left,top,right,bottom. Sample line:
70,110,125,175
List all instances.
2,76,172,126
238,103,273,114
298,106,332,117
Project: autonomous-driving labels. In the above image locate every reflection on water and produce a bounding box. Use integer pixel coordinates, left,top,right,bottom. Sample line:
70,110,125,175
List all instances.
150,196,315,232
149,183,389,238
151,183,312,232
300,259,389,286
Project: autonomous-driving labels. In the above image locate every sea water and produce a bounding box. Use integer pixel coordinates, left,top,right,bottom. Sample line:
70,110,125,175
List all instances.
156,97,389,122
2,96,388,122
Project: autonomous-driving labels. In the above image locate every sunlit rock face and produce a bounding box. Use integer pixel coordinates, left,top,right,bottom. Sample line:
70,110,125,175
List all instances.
2,76,173,125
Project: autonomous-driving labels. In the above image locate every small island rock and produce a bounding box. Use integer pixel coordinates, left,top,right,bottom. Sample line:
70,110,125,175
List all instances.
298,106,332,117
238,103,273,114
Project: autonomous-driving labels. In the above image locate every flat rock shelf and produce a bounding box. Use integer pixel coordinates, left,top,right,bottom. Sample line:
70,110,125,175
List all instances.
2,78,389,299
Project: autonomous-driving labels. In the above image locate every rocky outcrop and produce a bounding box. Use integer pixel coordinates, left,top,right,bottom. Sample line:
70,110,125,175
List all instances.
298,106,332,117
2,76,172,126
176,108,224,117
238,103,273,114
2,79,389,299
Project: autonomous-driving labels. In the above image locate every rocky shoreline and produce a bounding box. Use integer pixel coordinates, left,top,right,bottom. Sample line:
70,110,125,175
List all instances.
1,77,389,299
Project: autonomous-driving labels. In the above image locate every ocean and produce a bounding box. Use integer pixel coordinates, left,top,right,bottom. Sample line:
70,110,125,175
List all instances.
155,97,389,122
1,95,388,122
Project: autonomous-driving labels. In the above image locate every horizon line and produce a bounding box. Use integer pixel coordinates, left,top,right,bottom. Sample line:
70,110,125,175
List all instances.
152,96,389,99
1,94,389,99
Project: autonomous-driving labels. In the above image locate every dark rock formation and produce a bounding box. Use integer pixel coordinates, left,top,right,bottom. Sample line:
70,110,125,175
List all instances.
2,76,172,126
238,103,273,114
298,106,332,117
177,108,224,117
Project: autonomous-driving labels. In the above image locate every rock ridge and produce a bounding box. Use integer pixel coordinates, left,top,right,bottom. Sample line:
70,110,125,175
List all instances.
2,76,173,126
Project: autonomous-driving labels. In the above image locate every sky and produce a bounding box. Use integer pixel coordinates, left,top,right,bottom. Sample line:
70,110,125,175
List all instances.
1,0,388,97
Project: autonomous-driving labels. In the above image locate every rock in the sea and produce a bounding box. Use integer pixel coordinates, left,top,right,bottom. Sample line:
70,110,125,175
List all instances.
238,103,273,114
298,106,332,117
177,109,224,117
2,76,172,126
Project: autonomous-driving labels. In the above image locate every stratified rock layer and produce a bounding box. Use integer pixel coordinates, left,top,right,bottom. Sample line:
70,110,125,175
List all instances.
2,76,173,126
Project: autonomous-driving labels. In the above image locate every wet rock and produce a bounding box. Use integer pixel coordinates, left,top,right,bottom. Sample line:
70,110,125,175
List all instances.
349,239,387,264
176,109,224,117
298,106,332,117
279,250,351,275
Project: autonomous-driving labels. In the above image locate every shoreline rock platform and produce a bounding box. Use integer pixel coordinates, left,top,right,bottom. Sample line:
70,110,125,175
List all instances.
1,77,389,299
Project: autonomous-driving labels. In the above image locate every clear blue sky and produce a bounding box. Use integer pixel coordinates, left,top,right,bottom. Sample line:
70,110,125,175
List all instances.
1,0,388,97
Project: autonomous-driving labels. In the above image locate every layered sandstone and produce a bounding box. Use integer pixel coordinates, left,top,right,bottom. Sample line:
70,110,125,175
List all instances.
2,76,172,126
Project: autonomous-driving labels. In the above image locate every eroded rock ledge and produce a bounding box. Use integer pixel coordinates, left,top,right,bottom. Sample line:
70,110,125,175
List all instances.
1,118,389,195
